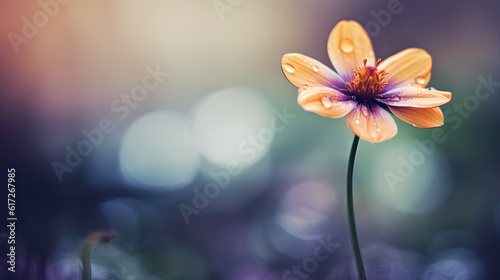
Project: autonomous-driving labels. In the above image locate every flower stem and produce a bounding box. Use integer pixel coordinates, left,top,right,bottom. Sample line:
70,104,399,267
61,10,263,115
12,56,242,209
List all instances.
347,135,367,280
79,228,117,280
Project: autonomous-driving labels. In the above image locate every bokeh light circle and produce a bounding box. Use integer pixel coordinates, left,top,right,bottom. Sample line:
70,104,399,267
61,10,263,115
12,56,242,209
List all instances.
119,110,200,189
423,248,485,280
277,182,339,240
191,87,274,168
371,143,451,213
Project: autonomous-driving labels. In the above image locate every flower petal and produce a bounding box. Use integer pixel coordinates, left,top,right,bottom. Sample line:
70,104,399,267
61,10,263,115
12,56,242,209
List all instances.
436,90,452,100
378,48,432,88
377,86,452,108
389,106,444,128
327,20,376,81
281,53,345,91
345,103,397,143
298,87,358,118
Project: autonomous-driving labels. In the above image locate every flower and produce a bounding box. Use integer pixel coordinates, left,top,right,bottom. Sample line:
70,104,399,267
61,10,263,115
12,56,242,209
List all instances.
281,20,452,143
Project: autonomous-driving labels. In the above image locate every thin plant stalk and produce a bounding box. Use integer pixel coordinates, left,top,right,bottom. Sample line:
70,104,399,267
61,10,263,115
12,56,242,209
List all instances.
79,228,117,280
346,135,367,280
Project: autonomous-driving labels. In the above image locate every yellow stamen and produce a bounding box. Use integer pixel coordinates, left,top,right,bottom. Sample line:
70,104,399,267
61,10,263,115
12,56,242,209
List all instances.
342,59,388,99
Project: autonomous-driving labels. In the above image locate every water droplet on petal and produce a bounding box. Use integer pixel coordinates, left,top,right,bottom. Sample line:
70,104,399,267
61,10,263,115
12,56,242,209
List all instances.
388,96,401,102
303,59,307,63
354,119,360,125
376,128,382,132
369,51,374,57
283,63,295,73
415,76,426,85
340,39,354,53
312,65,319,72
301,84,311,90
321,95,332,108
361,106,370,117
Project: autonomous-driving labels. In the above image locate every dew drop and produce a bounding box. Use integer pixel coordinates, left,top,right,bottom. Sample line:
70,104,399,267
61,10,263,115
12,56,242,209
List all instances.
415,76,426,85
369,51,374,57
283,63,295,73
388,96,401,102
354,119,360,125
321,95,332,108
361,105,370,117
340,39,354,53
303,59,307,63
312,65,319,72
301,84,311,90
376,128,382,132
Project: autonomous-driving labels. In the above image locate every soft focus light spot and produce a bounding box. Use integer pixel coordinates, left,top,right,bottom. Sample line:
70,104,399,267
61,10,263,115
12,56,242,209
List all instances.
423,248,485,280
266,216,320,258
267,182,340,258
192,87,273,168
119,110,200,189
371,143,451,213
362,243,424,280
278,182,338,240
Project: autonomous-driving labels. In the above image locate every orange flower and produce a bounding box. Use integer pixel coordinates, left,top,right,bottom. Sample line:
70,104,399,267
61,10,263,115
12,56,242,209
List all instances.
281,20,452,143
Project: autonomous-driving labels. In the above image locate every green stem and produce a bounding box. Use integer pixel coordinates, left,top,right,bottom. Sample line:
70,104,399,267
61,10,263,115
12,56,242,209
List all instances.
80,238,95,280
347,135,367,280
79,228,117,280
81,246,92,280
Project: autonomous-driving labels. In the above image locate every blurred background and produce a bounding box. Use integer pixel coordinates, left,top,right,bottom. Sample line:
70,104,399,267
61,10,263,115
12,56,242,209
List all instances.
1,0,499,279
